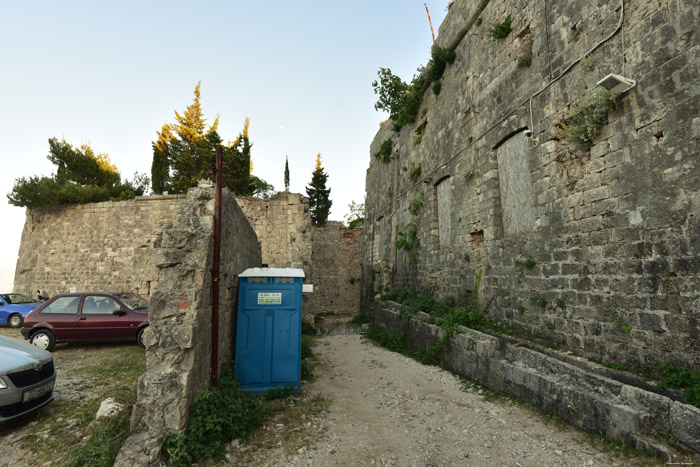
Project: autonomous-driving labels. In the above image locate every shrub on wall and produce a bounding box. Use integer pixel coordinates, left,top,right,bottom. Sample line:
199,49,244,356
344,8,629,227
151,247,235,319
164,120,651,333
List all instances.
487,16,512,39
558,88,619,152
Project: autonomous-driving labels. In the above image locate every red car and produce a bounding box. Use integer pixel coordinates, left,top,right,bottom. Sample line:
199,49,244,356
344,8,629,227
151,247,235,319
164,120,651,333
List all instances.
20,293,149,351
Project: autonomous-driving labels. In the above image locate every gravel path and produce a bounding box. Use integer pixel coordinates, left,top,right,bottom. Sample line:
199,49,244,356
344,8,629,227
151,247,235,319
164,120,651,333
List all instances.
260,334,652,467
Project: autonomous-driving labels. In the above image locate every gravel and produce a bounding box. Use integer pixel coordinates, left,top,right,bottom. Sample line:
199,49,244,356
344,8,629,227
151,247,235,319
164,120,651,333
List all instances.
243,334,655,466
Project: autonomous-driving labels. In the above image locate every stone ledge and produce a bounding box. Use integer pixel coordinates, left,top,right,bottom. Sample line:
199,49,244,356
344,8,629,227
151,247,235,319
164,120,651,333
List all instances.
373,302,699,461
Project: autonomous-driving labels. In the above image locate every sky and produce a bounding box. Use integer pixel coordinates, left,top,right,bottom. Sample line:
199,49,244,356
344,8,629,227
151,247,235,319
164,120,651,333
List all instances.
0,0,451,291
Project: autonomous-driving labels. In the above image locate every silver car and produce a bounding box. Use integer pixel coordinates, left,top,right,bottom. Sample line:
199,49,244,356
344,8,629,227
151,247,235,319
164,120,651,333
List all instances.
0,335,55,423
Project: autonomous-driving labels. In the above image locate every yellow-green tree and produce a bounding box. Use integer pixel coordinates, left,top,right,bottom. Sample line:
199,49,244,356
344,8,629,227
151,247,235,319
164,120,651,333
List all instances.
151,83,272,197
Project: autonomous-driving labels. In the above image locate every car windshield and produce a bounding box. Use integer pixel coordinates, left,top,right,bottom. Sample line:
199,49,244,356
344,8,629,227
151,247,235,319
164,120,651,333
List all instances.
116,293,148,311
1,293,36,304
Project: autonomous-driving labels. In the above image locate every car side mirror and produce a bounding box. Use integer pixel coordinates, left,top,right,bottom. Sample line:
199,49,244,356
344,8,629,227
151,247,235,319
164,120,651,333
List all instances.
112,309,127,316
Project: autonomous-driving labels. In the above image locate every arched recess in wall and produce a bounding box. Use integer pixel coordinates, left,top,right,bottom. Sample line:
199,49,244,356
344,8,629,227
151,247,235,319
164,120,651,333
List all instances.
494,128,535,238
432,176,452,250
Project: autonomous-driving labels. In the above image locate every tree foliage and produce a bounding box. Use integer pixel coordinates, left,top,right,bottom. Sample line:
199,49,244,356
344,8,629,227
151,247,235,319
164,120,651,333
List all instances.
7,138,149,209
284,156,290,191
344,200,364,229
305,153,332,225
372,68,425,128
151,83,272,197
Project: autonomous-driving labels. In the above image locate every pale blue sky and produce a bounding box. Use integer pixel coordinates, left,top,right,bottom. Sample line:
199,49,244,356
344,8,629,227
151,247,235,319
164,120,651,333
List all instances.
0,0,450,290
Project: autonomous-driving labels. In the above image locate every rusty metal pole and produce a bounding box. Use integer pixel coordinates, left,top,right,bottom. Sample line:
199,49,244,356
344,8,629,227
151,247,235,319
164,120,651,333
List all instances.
425,3,436,44
211,146,222,387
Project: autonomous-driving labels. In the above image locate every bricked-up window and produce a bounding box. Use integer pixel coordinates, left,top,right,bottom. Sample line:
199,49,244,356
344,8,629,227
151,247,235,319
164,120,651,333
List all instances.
432,176,452,250
374,216,383,261
496,133,535,237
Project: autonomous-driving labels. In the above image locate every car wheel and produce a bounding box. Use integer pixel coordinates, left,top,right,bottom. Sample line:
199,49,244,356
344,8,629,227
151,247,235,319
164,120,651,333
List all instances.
136,326,147,349
30,330,56,351
8,313,23,328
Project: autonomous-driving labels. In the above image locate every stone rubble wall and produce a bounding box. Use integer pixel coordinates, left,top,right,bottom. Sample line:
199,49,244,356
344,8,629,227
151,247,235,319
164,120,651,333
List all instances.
236,192,312,271
237,193,363,321
13,195,186,298
115,187,261,466
363,0,700,369
307,222,363,319
373,302,700,461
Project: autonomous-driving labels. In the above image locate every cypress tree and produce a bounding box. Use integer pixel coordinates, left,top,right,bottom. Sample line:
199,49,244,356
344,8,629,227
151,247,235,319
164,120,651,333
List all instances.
284,156,290,191
305,153,332,225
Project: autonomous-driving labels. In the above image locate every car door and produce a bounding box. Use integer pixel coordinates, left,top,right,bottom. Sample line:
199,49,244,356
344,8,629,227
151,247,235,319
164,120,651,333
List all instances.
38,295,81,339
74,295,133,341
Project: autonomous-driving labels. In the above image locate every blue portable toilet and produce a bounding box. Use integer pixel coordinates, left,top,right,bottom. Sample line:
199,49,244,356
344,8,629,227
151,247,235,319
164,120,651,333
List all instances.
234,267,305,392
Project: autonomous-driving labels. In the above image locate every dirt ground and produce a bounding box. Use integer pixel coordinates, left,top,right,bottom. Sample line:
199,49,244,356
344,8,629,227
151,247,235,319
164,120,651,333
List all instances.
1,330,660,466
0,327,144,467
230,334,658,466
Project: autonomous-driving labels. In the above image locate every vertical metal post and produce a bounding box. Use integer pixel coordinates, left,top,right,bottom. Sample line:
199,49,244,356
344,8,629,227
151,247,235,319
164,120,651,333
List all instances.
211,146,222,387
425,3,436,44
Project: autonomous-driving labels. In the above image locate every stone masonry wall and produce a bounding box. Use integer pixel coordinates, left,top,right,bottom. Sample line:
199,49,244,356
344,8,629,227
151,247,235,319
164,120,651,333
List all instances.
115,187,261,465
307,222,363,318
363,0,700,369
13,195,186,297
236,192,312,271
238,192,363,321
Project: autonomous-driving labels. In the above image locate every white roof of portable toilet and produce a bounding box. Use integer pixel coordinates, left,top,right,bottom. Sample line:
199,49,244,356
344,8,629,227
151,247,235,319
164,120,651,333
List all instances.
240,267,305,278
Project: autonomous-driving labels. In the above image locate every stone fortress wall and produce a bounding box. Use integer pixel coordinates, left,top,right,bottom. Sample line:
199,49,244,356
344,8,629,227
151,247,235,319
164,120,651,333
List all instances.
13,194,187,298
14,190,363,323
363,0,700,369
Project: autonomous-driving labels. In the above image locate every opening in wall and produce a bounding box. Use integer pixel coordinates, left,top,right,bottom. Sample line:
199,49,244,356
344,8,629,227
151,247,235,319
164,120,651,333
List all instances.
432,176,452,250
495,130,535,237
374,216,384,262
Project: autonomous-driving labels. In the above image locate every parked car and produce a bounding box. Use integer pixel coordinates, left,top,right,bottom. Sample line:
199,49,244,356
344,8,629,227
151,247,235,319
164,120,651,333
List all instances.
0,293,43,328
21,292,149,351
0,335,55,423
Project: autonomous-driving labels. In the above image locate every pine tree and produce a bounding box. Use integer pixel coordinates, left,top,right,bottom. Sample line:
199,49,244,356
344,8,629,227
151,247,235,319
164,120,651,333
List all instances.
150,84,272,197
151,124,173,194
8,138,149,209
284,156,290,191
305,153,332,225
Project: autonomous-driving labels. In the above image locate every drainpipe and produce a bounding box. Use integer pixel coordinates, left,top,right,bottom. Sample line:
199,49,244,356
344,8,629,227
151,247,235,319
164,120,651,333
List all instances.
211,145,222,387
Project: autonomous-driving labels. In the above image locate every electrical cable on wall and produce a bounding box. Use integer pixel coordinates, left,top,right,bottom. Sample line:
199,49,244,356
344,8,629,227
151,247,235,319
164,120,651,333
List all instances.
381,0,627,215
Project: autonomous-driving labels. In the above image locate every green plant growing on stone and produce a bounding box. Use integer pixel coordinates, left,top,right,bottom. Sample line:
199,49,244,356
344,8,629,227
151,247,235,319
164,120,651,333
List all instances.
395,227,420,263
530,292,547,308
409,164,422,183
581,54,595,70
487,16,511,40
558,88,620,152
556,298,566,309
514,251,536,269
372,67,426,128
375,138,394,164
432,81,442,96
517,56,532,68
409,194,423,216
518,305,526,314
655,362,700,408
428,45,456,82
544,321,555,331
616,317,632,333
163,362,265,466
